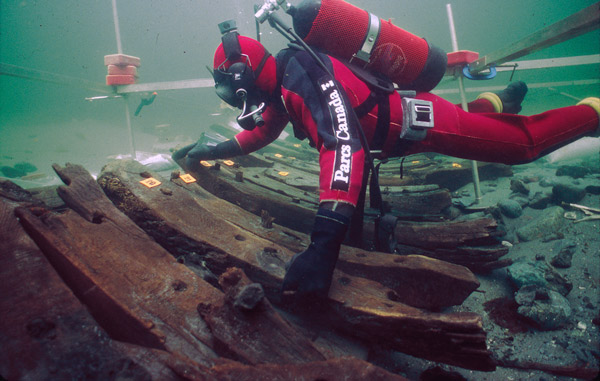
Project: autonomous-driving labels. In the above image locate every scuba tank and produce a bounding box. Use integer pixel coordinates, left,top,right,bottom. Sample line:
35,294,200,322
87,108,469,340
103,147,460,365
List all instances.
290,0,447,92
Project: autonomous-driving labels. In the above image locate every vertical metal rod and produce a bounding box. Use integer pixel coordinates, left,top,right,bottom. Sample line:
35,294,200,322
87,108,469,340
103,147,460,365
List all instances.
111,0,136,158
446,3,482,204
111,0,123,54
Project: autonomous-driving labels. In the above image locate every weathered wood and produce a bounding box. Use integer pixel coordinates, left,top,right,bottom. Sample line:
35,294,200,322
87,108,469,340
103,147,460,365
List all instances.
209,357,409,380
103,159,480,310
0,195,396,380
336,250,480,310
109,342,213,380
186,160,317,234
17,162,335,367
179,156,509,272
389,218,510,272
168,167,480,310
98,159,495,370
198,268,326,365
421,161,513,192
0,198,169,380
380,184,452,216
15,204,220,366
371,156,513,191
393,217,504,248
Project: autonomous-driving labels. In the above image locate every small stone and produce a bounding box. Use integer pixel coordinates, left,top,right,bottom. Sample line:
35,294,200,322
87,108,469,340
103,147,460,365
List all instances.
498,199,523,218
516,290,571,330
510,179,530,195
552,184,586,203
233,283,265,311
516,206,565,242
529,192,552,210
550,243,575,268
585,185,600,195
555,165,590,179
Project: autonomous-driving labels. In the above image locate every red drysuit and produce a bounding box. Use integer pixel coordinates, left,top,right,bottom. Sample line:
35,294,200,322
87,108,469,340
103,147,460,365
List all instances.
232,48,598,208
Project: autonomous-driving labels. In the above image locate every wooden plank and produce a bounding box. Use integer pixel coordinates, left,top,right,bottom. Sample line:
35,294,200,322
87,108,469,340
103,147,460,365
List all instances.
468,2,600,73
198,268,326,365
17,163,330,366
209,357,409,380
180,156,509,272
394,217,504,249
0,198,188,380
15,204,220,366
0,191,402,379
381,185,452,216
98,159,495,370
104,159,480,310
186,160,318,233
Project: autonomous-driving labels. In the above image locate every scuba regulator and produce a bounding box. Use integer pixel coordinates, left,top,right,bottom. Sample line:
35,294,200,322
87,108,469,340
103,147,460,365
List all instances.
213,20,268,130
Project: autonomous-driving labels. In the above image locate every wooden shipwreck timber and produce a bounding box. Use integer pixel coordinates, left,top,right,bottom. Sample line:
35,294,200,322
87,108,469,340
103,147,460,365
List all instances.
0,152,517,379
177,150,512,273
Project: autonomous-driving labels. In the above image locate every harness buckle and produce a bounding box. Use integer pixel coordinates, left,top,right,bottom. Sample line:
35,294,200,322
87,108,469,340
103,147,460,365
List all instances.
400,97,434,141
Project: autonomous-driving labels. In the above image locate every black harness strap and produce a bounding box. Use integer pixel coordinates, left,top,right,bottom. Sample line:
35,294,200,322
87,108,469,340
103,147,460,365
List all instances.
353,91,390,151
354,91,378,119
372,92,390,150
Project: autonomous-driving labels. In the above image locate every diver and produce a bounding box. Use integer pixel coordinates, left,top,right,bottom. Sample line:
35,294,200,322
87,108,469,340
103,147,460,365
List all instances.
173,19,599,303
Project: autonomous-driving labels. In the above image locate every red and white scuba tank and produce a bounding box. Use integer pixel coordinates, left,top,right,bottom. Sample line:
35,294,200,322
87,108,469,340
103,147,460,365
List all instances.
290,0,447,92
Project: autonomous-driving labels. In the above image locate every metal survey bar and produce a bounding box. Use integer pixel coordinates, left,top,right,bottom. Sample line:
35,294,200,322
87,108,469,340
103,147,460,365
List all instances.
0,62,109,93
115,78,214,94
468,2,600,74
496,54,599,71
433,78,600,96
114,53,599,94
118,54,598,93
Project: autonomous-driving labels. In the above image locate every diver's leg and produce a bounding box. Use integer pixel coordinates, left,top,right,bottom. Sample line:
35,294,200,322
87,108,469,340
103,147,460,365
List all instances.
407,93,599,164
467,81,528,114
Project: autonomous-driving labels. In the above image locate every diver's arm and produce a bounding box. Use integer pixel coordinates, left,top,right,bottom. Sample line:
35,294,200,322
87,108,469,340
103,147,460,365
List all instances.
233,105,289,154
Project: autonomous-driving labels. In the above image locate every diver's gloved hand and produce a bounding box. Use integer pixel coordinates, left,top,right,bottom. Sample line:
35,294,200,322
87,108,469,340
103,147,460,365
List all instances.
281,208,349,301
172,139,243,168
477,81,528,114
172,142,198,161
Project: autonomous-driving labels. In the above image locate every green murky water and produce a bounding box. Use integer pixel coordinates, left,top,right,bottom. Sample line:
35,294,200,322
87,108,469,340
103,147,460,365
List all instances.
1,0,598,186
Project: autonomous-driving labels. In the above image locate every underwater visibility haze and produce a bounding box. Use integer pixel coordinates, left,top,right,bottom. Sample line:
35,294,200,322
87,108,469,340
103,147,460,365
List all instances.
0,1,599,379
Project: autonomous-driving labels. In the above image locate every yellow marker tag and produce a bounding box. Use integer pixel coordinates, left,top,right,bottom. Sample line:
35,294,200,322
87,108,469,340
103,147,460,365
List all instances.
140,178,161,188
223,160,235,166
293,144,301,148
278,171,289,177
200,160,212,167
411,160,420,164
180,174,196,183
274,153,283,158
452,163,462,168
289,157,296,160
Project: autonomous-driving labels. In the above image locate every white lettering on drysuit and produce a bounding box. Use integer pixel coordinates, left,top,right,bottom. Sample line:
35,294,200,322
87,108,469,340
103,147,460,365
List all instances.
334,144,351,183
319,78,353,191
328,89,351,185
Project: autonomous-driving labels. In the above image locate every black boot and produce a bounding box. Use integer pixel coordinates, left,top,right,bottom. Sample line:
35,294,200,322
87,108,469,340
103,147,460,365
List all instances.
281,208,349,301
496,81,528,114
477,81,528,114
